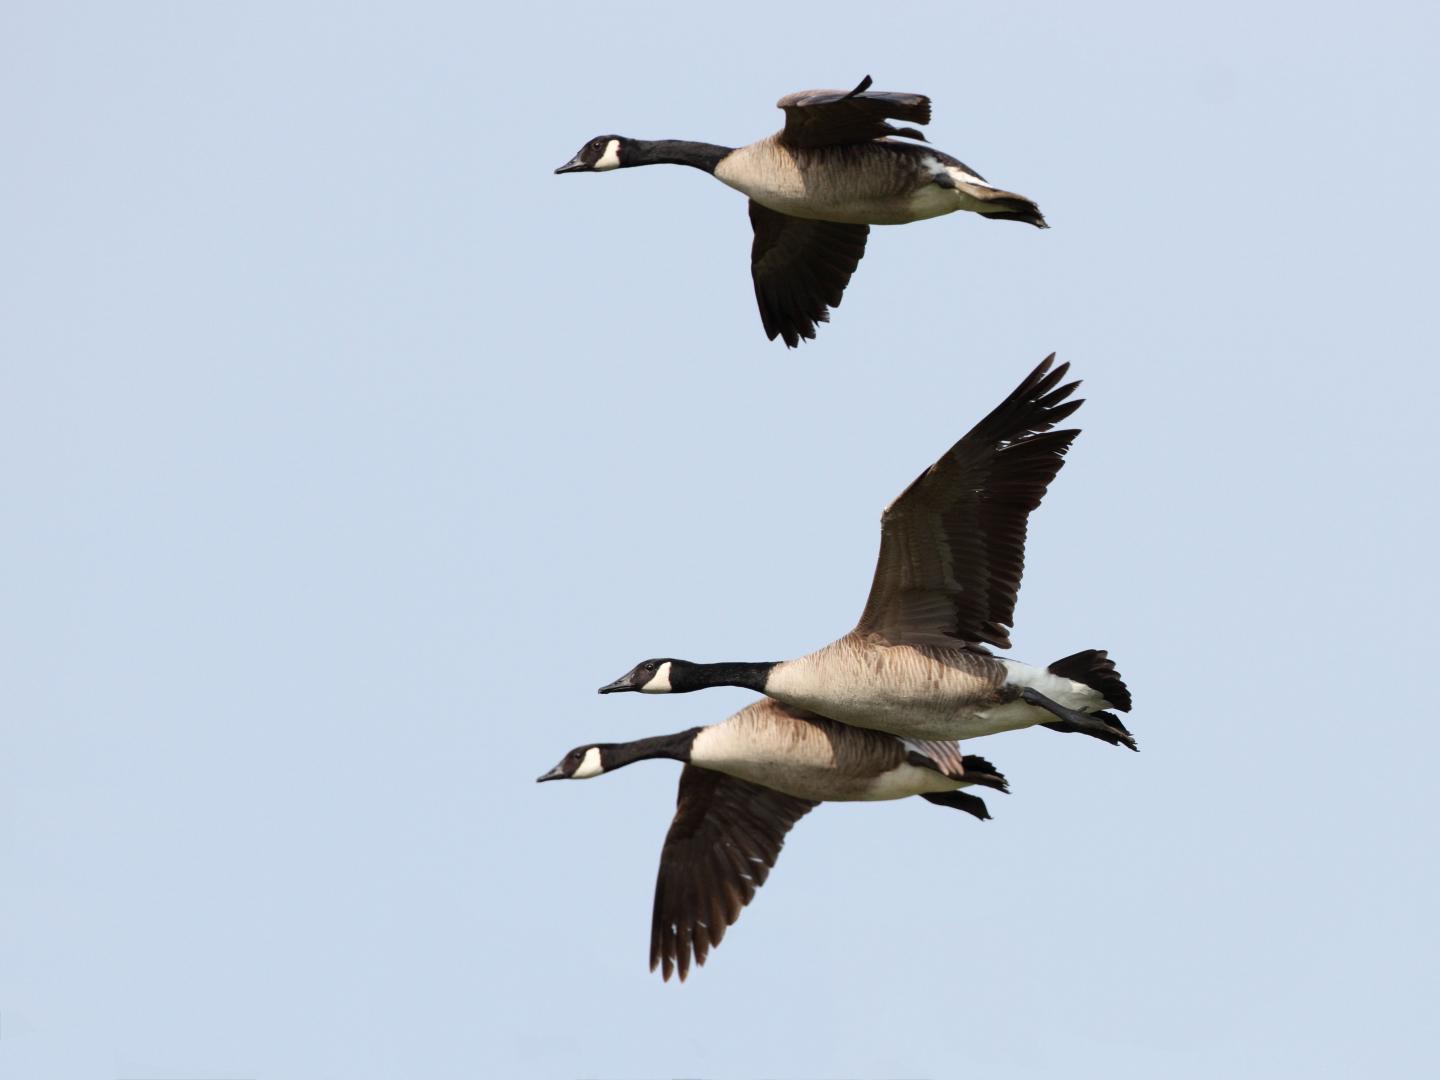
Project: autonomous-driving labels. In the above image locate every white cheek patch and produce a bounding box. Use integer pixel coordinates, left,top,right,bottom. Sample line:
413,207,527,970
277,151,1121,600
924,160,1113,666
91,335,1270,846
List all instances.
639,661,673,694
593,138,621,171
572,746,604,779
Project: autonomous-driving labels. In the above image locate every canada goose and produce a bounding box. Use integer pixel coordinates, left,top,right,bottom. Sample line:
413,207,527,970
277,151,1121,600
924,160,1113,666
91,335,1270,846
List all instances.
537,697,1008,981
598,354,1135,748
555,76,1046,347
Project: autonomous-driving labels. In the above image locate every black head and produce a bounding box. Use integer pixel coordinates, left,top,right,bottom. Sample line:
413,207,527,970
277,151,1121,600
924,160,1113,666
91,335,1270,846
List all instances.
554,135,628,174
596,658,684,695
536,744,607,783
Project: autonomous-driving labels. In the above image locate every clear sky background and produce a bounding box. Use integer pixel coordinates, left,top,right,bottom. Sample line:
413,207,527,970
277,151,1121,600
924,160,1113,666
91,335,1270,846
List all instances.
2,2,1437,1077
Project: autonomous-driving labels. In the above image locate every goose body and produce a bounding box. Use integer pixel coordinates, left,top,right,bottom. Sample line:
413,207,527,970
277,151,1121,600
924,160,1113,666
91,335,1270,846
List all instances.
538,698,1008,980
762,643,1110,742
687,697,983,801
555,76,1046,346
713,137,1019,226
599,355,1137,749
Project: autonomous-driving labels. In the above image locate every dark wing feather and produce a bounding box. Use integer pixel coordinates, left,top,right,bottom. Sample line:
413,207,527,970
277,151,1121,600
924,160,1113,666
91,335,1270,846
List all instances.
854,354,1083,649
650,766,817,982
778,75,931,148
749,200,868,348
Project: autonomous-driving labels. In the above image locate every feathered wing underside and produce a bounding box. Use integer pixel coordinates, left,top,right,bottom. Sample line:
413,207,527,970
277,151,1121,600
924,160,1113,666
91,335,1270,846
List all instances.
651,766,817,982
778,75,931,148
748,200,868,348
854,355,1083,649
903,738,969,781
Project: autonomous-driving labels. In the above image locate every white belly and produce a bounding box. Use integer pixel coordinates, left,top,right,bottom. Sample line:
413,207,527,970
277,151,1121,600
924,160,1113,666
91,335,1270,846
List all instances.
857,762,965,801
902,183,965,221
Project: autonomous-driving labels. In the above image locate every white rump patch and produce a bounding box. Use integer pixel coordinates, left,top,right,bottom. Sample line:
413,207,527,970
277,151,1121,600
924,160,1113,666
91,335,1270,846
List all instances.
964,660,1109,737
594,138,622,171
916,154,990,188
945,163,993,189
639,661,673,694
572,746,604,779
1000,660,1102,711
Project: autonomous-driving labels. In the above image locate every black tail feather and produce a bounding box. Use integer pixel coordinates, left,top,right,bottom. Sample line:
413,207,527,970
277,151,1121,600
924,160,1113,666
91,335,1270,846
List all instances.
921,791,992,820
979,197,1048,228
1042,712,1138,752
1049,649,1132,712
959,754,1009,792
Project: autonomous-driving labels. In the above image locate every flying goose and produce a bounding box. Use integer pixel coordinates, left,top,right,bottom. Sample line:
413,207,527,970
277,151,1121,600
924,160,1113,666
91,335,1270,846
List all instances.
537,697,1008,981
598,354,1135,748
555,75,1046,347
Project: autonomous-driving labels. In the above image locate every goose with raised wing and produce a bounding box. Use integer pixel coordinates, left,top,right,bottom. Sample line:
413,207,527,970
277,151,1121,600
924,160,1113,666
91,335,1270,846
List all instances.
598,355,1135,748
555,76,1047,347
537,697,1007,981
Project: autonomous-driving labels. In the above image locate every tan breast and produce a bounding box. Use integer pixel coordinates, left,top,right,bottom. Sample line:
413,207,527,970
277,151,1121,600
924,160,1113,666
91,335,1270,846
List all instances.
691,699,910,801
713,138,932,225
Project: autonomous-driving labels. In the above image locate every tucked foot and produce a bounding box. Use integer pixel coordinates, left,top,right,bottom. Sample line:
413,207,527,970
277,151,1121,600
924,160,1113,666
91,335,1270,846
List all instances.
1021,687,1139,751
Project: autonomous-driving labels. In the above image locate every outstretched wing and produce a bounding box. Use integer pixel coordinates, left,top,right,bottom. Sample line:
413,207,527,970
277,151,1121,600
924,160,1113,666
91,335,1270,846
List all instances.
778,75,931,148
651,766,817,981
748,200,868,348
854,355,1083,649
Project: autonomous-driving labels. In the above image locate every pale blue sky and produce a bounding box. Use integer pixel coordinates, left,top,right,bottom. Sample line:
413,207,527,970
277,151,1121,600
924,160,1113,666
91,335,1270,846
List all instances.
2,2,1437,1077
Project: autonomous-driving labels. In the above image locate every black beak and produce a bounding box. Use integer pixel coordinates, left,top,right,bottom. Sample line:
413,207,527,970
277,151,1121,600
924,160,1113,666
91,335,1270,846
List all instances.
554,156,588,175
536,764,568,782
596,674,637,694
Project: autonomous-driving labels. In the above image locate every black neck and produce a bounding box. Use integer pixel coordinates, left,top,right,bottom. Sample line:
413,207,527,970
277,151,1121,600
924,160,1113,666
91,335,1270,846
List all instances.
602,729,701,772
627,139,732,174
675,661,776,694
